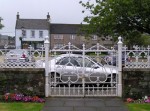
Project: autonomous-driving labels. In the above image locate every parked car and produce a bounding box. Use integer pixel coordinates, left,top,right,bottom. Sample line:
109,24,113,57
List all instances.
37,54,118,86
4,49,34,62
104,52,130,66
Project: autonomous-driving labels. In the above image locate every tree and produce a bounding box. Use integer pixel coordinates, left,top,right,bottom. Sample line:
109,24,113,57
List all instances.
0,17,4,29
80,0,150,46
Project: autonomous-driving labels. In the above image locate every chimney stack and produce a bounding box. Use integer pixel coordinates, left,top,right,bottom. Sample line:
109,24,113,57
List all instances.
17,12,20,20
47,12,50,22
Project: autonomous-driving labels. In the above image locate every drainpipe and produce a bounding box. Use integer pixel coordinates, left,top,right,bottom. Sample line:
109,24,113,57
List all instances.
44,36,50,97
117,36,122,97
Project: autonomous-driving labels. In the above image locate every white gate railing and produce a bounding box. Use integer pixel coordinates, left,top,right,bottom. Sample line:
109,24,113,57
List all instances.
123,45,150,68
46,38,119,97
0,36,150,97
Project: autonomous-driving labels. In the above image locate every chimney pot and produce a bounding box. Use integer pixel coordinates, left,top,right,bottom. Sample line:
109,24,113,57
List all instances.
17,12,20,20
47,12,50,21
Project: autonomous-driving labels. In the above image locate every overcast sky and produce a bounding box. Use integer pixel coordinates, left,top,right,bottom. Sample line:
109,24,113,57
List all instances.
0,0,88,36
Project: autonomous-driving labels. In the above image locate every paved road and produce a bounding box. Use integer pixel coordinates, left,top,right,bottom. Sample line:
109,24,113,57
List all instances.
42,97,129,111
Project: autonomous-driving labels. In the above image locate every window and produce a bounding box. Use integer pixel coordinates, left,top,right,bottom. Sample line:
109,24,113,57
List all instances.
39,31,43,38
22,30,26,37
56,57,79,66
31,30,35,38
54,35,63,39
70,35,76,40
54,44,63,49
92,35,97,40
76,57,94,67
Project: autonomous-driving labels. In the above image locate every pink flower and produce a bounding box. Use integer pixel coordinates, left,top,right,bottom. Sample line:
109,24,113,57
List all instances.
126,98,134,103
144,99,150,103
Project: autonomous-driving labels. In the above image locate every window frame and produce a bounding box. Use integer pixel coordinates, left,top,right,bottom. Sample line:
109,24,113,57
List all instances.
92,35,97,40
70,34,76,40
22,30,26,38
39,31,43,38
31,30,35,38
54,34,63,39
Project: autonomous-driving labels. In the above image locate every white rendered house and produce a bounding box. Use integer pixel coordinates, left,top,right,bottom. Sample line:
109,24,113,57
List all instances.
15,12,50,49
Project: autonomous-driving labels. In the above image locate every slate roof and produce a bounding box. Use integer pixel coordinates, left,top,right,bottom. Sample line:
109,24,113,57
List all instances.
16,19,84,34
16,19,49,30
50,24,83,34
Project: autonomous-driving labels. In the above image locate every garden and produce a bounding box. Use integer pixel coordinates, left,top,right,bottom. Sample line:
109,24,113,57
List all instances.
0,93,44,111
1,92,150,111
123,71,150,111
0,72,45,111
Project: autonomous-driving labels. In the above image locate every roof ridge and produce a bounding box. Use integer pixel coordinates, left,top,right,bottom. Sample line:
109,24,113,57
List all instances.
19,18,47,20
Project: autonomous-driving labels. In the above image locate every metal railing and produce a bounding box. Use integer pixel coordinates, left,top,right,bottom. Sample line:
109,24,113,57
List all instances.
1,36,149,97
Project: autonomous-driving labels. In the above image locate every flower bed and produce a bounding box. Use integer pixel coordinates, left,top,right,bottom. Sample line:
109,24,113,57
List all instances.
2,93,45,103
126,96,150,103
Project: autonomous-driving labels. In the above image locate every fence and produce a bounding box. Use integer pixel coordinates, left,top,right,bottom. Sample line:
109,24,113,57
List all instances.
123,45,150,68
0,36,150,97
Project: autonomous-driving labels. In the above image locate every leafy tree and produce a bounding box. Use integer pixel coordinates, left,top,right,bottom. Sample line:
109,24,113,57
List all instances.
79,0,150,46
142,34,150,46
0,17,4,29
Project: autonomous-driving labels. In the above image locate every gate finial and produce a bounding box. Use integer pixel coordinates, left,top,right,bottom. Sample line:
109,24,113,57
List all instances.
118,36,122,44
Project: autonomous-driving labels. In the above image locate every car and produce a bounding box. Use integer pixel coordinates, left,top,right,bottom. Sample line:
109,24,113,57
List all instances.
37,54,118,86
104,52,130,66
4,49,33,62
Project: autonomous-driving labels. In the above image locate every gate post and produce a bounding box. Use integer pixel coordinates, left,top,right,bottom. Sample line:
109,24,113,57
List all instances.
117,36,122,97
44,36,50,97
82,44,85,96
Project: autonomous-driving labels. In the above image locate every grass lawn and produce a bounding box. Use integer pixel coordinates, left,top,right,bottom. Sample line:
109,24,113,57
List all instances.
0,102,44,111
127,103,150,111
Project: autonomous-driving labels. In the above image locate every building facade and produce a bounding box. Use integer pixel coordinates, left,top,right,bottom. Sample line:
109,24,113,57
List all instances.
15,13,114,49
15,12,50,49
50,24,114,49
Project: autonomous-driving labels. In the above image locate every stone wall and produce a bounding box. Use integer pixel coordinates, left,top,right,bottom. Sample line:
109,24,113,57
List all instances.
0,68,45,97
123,71,150,99
1,68,149,98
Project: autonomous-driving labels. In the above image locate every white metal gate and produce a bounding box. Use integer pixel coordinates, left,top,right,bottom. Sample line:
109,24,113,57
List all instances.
48,43,118,97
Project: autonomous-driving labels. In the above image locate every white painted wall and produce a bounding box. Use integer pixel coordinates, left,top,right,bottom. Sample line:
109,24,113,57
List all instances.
15,29,49,49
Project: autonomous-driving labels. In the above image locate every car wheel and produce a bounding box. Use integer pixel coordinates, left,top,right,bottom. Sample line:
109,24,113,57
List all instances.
105,73,117,87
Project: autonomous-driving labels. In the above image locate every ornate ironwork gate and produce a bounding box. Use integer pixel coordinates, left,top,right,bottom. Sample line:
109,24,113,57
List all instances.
48,43,118,97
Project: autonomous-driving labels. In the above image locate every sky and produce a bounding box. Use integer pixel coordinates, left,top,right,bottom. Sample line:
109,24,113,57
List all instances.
0,0,89,36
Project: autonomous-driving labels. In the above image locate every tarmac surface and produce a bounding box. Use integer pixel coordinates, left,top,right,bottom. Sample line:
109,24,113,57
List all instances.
41,97,129,111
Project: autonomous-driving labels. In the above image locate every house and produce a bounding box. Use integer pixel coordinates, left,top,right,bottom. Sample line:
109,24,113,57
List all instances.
50,23,85,49
50,24,114,49
0,34,15,49
15,12,50,49
15,13,114,49
0,34,8,48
